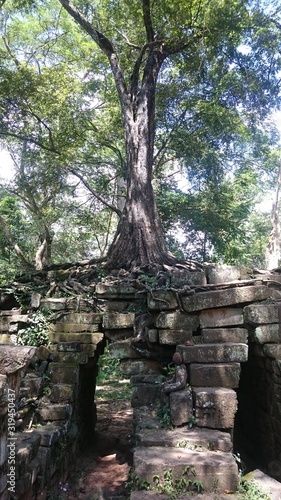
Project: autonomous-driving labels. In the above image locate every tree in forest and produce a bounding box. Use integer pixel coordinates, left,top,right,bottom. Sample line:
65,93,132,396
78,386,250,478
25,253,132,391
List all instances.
1,0,281,271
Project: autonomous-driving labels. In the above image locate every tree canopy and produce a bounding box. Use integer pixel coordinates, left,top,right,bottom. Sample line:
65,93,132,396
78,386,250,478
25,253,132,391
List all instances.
0,0,281,275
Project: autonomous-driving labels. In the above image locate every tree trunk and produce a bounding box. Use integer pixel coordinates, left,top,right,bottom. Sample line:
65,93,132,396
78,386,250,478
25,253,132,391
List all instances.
265,159,281,269
0,215,32,269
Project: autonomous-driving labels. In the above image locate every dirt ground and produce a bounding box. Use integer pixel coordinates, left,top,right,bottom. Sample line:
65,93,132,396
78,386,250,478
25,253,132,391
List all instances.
57,396,134,499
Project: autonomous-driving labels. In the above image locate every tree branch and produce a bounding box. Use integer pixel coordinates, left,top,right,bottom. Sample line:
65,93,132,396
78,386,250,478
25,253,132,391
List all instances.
0,215,32,269
68,167,122,217
142,0,154,42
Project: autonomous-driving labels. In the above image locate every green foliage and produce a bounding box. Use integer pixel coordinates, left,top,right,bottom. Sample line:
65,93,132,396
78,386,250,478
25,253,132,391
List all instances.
96,341,121,383
157,403,173,430
17,310,51,346
238,478,271,500
153,467,204,498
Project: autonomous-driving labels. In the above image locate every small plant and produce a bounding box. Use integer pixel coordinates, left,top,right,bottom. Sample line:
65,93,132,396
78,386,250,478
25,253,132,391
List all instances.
17,310,52,346
157,403,173,429
153,466,204,498
238,477,271,499
125,472,152,492
187,415,197,428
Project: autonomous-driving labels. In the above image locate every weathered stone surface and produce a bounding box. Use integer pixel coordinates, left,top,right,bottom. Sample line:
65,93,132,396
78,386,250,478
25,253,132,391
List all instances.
31,424,64,446
131,374,163,385
200,307,244,328
0,346,36,375
202,327,248,344
49,332,103,344
263,344,281,359
56,342,81,352
170,270,207,288
131,384,161,407
48,363,79,384
148,329,158,343
177,343,248,364
0,334,14,344
49,384,74,403
156,311,199,331
189,363,241,388
16,432,41,472
254,324,281,344
206,264,252,284
147,290,178,311
49,352,89,364
79,344,99,357
96,282,136,298
159,329,193,345
109,339,140,359
38,403,72,421
104,328,134,341
103,312,135,329
169,389,193,426
51,323,99,333
36,345,52,361
120,359,162,376
182,285,281,312
136,427,233,452
193,387,237,428
0,317,10,332
57,313,102,324
133,447,239,492
244,304,280,325
40,298,67,311
20,376,44,397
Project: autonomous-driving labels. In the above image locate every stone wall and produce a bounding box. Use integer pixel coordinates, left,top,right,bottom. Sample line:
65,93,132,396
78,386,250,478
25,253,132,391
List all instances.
1,264,281,497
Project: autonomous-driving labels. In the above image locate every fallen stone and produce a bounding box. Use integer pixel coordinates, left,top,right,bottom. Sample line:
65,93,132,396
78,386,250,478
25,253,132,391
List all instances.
103,312,135,329
0,345,36,375
189,363,241,388
206,264,252,284
156,311,199,331
200,307,244,328
177,343,248,364
193,387,237,429
202,327,248,344
136,427,233,452
182,285,281,312
133,446,239,492
169,389,193,426
159,329,193,345
244,469,281,500
170,270,207,288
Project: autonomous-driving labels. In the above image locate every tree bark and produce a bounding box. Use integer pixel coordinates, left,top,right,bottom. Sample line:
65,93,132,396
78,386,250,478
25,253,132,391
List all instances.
0,215,32,269
265,159,281,270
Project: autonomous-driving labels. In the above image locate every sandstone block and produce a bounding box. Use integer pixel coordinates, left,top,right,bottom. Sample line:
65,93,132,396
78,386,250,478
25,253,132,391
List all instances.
254,325,281,344
170,270,207,287
206,264,252,284
20,376,44,398
40,298,67,311
16,432,41,474
156,311,199,331
133,447,239,492
49,332,103,344
189,363,241,388
177,343,248,364
0,317,10,332
147,290,178,311
182,285,280,312
131,384,161,407
244,304,280,325
148,329,158,343
136,427,233,452
36,345,52,360
96,282,136,298
0,346,36,375
202,327,248,344
120,359,162,376
51,323,99,333
109,339,140,359
0,334,14,344
49,384,74,403
49,352,89,364
159,329,193,345
57,313,102,324
103,312,135,329
57,342,81,352
48,363,79,384
38,403,72,421
32,425,63,447
169,389,193,426
104,328,134,341
193,387,237,428
200,307,244,328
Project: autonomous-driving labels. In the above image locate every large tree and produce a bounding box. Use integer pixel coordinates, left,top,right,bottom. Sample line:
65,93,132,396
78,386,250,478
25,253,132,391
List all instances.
1,0,281,271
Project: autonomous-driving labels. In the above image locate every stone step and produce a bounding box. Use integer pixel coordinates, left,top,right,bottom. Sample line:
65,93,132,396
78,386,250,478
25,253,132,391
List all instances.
177,343,248,363
133,446,239,493
50,323,100,333
136,427,233,452
48,331,104,344
130,493,240,500
56,312,103,324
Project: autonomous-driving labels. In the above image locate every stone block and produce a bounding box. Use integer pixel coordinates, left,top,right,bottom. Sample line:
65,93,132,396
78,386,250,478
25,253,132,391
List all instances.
0,346,36,375
57,313,102,324
170,270,207,287
244,304,280,325
206,264,252,284
120,359,162,376
159,329,193,345
36,345,52,361
40,298,67,311
200,307,244,328
20,376,44,398
104,328,134,341
48,363,79,384
147,290,178,311
32,425,63,447
182,285,280,312
16,432,41,476
80,344,99,357
49,384,75,403
169,389,193,426
156,311,199,331
189,363,241,388
263,344,281,359
109,339,140,359
133,447,239,492
103,312,135,329
193,387,237,428
254,325,281,344
96,282,136,298
51,323,99,333
177,343,248,364
49,332,103,344
131,384,161,407
49,352,88,364
38,403,72,421
0,334,14,344
56,342,81,352
148,329,158,343
136,427,233,452
202,327,248,344
0,317,10,332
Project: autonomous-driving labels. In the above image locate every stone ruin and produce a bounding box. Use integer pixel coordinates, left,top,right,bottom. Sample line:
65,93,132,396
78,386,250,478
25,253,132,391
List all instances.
1,264,281,498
